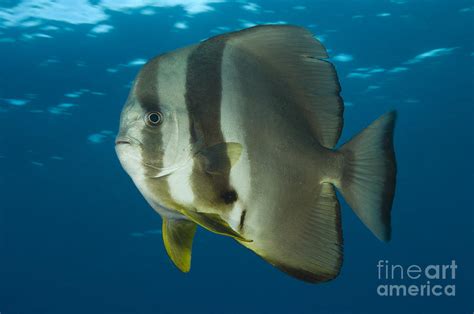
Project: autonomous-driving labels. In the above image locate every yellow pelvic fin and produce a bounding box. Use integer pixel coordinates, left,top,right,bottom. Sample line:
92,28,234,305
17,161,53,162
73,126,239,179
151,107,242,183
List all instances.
162,218,197,273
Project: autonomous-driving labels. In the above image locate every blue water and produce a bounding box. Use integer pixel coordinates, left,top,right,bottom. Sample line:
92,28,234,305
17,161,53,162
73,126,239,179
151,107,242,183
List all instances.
1,1,473,313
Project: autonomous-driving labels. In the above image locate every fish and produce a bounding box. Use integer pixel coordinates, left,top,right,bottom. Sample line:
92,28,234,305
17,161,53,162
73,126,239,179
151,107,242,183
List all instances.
115,25,397,283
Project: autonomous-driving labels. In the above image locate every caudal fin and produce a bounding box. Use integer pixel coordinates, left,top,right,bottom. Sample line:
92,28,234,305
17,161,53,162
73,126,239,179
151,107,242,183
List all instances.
338,111,397,241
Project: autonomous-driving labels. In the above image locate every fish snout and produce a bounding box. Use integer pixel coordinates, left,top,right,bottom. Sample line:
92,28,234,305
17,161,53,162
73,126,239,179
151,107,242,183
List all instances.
115,136,143,177
115,136,140,159
115,137,131,146
115,135,141,146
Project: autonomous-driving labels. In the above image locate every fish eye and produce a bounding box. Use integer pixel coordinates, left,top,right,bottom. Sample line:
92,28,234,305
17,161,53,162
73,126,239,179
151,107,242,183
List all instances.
145,111,163,127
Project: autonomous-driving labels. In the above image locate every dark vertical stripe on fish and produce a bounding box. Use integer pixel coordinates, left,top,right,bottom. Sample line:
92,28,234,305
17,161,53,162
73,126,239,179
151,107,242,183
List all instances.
136,56,181,213
185,37,233,209
239,209,247,232
136,57,163,114
136,57,165,174
185,38,226,145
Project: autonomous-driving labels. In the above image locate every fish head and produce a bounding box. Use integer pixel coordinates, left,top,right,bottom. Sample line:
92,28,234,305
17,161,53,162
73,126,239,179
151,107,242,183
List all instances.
115,81,193,180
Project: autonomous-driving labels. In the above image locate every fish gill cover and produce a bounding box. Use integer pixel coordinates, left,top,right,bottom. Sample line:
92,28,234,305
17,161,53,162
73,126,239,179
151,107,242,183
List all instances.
0,0,473,314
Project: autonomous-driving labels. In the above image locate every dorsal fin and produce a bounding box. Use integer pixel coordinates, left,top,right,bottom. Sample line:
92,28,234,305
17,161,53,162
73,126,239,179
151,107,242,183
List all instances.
224,25,344,148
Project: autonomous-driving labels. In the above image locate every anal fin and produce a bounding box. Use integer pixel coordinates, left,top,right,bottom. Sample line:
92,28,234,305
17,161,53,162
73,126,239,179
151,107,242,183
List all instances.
258,183,343,283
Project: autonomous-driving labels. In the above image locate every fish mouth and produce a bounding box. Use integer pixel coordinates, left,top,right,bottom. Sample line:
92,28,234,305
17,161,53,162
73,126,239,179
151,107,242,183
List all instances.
115,135,143,146
116,140,131,145
115,138,131,145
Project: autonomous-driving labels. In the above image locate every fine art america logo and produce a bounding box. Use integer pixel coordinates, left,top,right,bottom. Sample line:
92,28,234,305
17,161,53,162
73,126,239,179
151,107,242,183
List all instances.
376,260,457,297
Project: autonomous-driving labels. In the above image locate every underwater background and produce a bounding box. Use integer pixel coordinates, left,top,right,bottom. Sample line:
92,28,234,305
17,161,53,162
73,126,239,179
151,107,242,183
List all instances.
0,0,473,313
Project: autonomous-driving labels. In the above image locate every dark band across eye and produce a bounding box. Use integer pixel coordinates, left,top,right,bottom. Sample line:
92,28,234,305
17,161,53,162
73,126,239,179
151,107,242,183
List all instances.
145,111,163,126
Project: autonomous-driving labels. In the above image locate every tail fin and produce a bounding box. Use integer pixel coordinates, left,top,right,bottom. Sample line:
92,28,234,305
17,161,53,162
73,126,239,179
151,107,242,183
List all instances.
338,111,397,241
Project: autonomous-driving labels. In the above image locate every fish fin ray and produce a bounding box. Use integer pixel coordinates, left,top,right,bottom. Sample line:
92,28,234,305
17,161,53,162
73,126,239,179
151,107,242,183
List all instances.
197,142,243,175
225,25,343,148
162,218,197,273
338,111,397,241
184,210,251,242
256,183,343,283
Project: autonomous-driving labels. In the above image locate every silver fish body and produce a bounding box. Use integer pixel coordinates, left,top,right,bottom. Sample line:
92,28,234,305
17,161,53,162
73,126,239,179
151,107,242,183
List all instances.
115,25,397,283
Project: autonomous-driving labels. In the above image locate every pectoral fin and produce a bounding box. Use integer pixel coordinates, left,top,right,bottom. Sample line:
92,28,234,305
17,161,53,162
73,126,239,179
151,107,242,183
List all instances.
197,142,243,175
162,218,197,273
184,210,251,242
